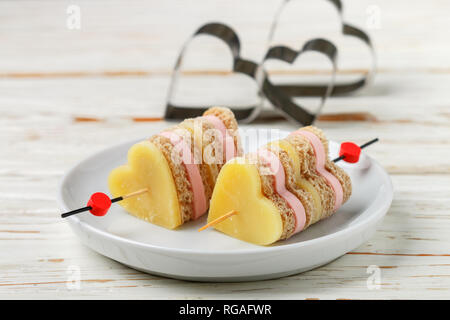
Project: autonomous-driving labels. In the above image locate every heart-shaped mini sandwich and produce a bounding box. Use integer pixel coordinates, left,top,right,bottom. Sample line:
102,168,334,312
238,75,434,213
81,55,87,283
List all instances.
208,126,352,245
109,107,243,229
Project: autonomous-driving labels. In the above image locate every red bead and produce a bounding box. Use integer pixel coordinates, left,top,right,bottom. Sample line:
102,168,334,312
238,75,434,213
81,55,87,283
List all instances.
339,142,361,163
87,192,111,216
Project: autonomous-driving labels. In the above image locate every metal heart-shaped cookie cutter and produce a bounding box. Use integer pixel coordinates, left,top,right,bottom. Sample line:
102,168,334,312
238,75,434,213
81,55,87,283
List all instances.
267,0,376,97
256,40,337,124
165,23,337,125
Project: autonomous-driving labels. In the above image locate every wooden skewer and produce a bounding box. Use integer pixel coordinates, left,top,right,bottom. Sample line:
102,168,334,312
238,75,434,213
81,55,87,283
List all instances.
110,187,149,203
120,188,148,200
198,210,238,232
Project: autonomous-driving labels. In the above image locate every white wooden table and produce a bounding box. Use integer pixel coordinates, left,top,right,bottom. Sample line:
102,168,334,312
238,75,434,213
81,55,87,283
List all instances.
1,0,449,299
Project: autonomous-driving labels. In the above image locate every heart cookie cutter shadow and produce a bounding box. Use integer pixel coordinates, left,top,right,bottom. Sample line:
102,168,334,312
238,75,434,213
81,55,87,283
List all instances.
165,23,337,125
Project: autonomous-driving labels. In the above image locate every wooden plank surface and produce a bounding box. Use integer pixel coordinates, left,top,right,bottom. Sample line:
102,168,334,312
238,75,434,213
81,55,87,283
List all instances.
1,0,450,299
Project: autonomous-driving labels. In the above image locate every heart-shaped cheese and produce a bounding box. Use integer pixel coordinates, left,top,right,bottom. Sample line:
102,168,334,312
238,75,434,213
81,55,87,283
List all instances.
208,158,283,245
108,140,182,229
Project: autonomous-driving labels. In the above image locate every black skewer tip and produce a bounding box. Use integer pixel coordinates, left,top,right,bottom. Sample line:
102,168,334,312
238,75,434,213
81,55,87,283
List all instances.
332,155,346,163
111,196,123,203
61,206,92,218
359,137,379,149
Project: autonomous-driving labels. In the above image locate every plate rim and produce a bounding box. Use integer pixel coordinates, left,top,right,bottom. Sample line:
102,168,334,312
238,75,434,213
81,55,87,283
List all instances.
57,136,393,257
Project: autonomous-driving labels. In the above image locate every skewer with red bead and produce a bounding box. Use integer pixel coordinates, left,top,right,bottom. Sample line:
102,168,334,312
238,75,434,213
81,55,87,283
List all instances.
333,138,378,163
61,188,148,218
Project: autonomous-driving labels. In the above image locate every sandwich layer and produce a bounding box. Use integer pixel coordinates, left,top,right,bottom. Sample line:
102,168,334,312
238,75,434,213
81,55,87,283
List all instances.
257,149,306,234
301,126,352,205
253,154,295,240
159,130,207,220
291,129,344,212
149,135,194,223
177,118,217,204
267,140,321,227
203,115,236,163
203,106,243,157
286,133,335,221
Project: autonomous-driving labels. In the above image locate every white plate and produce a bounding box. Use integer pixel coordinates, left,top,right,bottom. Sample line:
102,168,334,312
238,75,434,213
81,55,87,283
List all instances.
58,128,393,282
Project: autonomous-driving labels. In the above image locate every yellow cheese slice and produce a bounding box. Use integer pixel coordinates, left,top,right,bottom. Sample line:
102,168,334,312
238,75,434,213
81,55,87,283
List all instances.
208,158,283,245
268,140,322,224
108,140,182,229
180,120,218,186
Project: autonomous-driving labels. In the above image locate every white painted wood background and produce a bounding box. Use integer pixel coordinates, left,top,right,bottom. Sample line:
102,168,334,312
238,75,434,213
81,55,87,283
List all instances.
1,0,449,299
